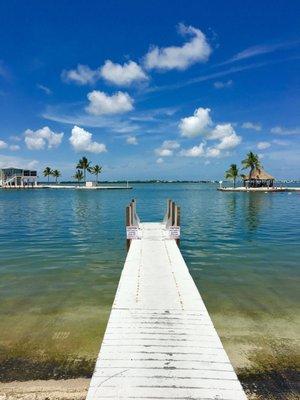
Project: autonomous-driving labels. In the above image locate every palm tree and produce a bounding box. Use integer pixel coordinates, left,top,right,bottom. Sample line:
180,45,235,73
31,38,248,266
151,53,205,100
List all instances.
74,170,84,183
90,164,102,184
52,169,61,184
43,167,52,183
225,164,239,188
76,157,91,182
242,151,261,176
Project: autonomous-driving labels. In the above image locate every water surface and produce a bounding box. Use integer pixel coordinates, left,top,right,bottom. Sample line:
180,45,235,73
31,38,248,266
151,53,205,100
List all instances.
0,184,299,389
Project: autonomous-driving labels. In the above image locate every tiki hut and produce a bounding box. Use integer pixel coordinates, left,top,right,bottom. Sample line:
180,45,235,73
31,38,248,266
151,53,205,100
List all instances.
243,168,275,188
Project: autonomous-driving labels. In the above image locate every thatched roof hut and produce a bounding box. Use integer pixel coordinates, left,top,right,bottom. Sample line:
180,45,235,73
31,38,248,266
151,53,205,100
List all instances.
243,168,275,187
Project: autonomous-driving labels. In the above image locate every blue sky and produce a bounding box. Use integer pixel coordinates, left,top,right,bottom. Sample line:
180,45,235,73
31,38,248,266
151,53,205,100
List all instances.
0,0,299,180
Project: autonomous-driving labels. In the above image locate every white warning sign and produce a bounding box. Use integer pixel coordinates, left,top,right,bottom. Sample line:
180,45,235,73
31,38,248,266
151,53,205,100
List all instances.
169,226,180,239
126,226,139,240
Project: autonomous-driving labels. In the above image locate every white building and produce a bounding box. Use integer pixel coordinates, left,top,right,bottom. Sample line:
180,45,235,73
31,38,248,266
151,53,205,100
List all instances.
0,167,38,188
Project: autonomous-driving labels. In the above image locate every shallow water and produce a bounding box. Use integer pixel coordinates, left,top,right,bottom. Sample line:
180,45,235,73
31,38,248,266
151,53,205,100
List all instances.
0,184,299,384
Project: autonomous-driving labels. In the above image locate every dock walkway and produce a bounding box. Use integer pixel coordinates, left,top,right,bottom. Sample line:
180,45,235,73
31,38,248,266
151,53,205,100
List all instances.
87,203,247,399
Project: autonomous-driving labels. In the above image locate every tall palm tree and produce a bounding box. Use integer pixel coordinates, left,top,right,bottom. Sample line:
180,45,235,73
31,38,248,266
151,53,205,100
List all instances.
52,169,61,184
74,170,84,183
242,151,261,176
76,157,91,182
90,164,102,184
225,164,239,188
43,167,52,183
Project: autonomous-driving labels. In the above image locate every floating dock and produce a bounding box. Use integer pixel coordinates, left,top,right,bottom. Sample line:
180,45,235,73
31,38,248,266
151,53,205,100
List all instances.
87,200,247,400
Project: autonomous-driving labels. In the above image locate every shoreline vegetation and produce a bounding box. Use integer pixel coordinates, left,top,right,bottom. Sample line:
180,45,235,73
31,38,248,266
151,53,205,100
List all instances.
8,179,300,184
0,340,299,399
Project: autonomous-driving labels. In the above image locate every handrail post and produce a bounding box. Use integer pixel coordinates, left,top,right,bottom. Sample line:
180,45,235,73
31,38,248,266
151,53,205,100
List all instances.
126,205,131,251
171,201,176,226
126,199,140,251
176,205,180,247
167,199,171,219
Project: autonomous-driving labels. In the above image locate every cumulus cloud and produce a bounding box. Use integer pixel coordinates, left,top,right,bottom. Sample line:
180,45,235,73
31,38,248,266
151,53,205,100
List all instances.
61,64,100,85
0,140,8,149
101,60,148,86
179,108,242,157
144,23,211,71
216,132,241,150
257,141,271,150
242,122,262,131
155,140,180,157
180,143,205,157
213,80,233,89
24,127,64,150
86,90,134,115
206,147,221,157
126,136,138,145
271,126,300,135
69,126,107,153
208,123,235,140
179,107,212,138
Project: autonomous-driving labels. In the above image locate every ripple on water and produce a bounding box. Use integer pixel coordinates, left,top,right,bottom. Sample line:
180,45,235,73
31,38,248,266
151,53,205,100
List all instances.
0,183,299,382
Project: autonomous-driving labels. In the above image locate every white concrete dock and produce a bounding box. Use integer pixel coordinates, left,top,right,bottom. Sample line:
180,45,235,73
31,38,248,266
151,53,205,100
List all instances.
87,221,247,399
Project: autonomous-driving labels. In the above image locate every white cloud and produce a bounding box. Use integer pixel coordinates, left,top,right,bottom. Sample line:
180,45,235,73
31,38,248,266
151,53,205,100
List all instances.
180,124,242,157
242,122,262,131
24,127,63,150
179,107,212,138
155,148,173,157
61,64,100,85
126,135,138,145
86,90,134,115
144,23,211,71
208,123,235,140
9,145,20,151
257,141,271,150
101,60,148,86
271,126,300,135
179,107,242,158
216,132,241,150
0,155,38,169
69,126,107,153
206,147,221,157
156,158,164,164
224,41,299,65
155,140,180,157
180,143,205,157
0,140,8,149
213,80,233,89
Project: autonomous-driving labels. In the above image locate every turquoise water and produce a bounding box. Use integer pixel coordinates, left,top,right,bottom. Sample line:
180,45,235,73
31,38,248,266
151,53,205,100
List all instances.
0,184,299,382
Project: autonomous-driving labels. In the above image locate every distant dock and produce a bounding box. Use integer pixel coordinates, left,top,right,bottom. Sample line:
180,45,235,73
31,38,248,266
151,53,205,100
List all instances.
44,184,132,190
0,184,132,190
87,200,247,400
218,186,300,192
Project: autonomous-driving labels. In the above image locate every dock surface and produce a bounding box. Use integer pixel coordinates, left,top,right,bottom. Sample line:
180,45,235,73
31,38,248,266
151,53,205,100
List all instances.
87,222,247,399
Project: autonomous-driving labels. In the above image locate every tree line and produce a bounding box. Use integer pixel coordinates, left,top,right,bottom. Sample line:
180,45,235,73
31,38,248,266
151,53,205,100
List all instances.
43,157,102,184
